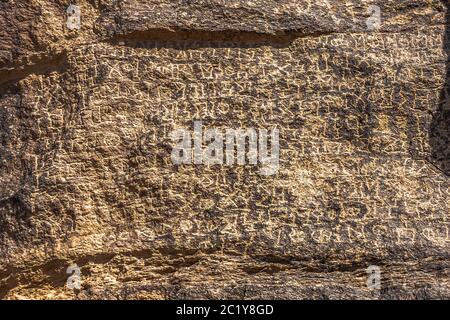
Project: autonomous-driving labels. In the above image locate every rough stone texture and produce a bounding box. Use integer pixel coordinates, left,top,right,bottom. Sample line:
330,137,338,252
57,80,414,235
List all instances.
0,0,449,299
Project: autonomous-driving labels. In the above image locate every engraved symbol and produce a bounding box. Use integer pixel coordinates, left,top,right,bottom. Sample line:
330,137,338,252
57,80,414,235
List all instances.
66,263,81,290
366,5,381,31
366,265,381,290
66,4,81,30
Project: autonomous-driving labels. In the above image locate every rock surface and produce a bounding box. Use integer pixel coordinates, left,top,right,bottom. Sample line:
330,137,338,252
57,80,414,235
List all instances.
0,0,449,299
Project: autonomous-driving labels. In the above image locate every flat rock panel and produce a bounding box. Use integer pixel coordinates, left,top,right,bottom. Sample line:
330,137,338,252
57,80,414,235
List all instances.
0,0,448,299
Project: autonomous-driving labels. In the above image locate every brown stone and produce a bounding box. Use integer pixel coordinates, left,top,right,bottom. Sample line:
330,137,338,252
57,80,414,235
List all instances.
0,0,449,299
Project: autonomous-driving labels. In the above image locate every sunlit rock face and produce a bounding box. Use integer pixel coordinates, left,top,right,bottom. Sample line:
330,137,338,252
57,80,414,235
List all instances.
0,0,449,299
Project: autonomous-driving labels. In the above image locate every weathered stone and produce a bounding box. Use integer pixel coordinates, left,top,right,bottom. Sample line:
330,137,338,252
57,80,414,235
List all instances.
0,0,449,299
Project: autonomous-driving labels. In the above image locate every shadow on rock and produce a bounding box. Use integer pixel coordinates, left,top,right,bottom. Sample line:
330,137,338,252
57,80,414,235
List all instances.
430,1,450,176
